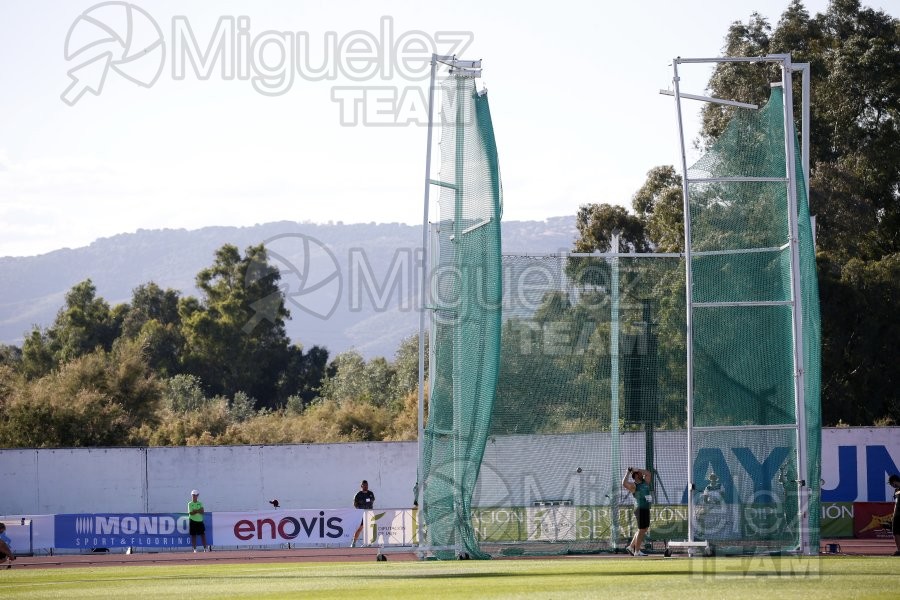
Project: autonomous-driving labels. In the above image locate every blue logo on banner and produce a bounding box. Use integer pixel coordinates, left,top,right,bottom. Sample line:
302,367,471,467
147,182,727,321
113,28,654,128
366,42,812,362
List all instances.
54,513,212,549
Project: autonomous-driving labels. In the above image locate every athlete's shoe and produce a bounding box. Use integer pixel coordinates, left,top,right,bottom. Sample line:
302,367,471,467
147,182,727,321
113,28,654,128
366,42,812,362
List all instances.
625,546,634,556
193,549,198,553
635,551,648,556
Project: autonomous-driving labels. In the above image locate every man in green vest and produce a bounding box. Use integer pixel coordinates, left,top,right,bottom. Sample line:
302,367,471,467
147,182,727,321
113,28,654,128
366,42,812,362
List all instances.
188,489,210,553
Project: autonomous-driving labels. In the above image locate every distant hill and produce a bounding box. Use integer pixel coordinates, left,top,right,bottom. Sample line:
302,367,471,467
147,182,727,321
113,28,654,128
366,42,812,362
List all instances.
0,217,576,359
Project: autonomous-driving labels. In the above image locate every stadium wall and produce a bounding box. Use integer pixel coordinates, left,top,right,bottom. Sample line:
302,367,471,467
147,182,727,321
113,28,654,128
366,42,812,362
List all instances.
0,427,896,525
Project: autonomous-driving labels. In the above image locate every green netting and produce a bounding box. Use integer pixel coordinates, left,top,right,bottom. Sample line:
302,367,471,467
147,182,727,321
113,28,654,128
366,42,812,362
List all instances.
421,75,503,559
686,85,821,553
421,82,820,558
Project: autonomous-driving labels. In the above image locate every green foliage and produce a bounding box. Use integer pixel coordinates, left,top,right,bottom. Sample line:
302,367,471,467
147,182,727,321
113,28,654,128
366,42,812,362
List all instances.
20,279,122,378
631,166,684,252
229,391,256,423
0,340,162,447
573,204,650,254
696,0,900,424
818,253,900,424
0,242,423,447
164,374,208,413
318,349,405,409
391,334,427,401
179,244,292,408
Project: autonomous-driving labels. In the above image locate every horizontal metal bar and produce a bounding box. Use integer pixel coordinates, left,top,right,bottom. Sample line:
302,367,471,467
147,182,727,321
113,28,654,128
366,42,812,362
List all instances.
693,423,798,433
667,541,710,548
693,300,793,308
675,55,788,65
461,217,492,235
447,59,481,69
687,177,788,183
448,67,482,78
429,179,458,190
660,89,758,110
427,427,454,435
563,251,684,258
692,246,785,257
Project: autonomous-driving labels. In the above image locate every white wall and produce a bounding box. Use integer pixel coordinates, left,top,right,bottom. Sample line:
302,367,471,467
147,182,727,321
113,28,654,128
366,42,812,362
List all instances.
1,427,897,518
1,442,417,516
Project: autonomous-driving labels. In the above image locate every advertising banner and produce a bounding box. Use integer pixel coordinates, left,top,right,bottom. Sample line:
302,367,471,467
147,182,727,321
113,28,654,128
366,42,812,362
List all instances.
853,502,894,539
472,505,690,544
54,513,202,549
363,509,417,546
211,509,360,547
820,502,854,538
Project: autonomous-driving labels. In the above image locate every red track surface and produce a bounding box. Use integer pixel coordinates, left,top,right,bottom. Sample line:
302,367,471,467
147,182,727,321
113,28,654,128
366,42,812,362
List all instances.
4,539,894,570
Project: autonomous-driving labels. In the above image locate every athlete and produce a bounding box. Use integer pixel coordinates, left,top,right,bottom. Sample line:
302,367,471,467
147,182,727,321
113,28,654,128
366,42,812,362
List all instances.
622,467,653,556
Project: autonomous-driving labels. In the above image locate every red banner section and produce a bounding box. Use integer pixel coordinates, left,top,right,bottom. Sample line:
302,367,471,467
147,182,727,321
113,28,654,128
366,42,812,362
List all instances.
852,502,894,539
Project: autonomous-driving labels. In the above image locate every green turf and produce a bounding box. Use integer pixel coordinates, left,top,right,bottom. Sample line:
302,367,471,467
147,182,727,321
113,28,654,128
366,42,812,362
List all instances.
2,557,898,599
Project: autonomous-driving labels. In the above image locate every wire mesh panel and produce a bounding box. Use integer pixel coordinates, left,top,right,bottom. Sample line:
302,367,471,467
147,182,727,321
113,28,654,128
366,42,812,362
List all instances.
472,255,688,555
421,74,503,559
684,85,821,553
420,64,820,559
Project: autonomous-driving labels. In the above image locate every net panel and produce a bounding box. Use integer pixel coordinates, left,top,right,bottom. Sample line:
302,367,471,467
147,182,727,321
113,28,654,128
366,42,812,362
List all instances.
474,255,688,555
685,86,821,553
421,75,503,559
422,81,821,558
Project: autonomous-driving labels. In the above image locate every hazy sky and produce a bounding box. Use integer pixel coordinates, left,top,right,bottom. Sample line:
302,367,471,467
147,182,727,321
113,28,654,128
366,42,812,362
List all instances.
0,0,853,257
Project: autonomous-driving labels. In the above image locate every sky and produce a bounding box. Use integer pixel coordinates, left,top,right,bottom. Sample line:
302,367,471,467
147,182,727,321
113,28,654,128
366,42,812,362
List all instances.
0,0,862,258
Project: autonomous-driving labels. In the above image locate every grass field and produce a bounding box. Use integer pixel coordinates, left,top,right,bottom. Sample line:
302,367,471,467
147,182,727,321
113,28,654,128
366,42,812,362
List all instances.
2,556,898,599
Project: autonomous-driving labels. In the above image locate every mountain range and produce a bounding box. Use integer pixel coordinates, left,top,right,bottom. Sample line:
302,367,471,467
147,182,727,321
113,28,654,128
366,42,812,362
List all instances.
0,217,577,359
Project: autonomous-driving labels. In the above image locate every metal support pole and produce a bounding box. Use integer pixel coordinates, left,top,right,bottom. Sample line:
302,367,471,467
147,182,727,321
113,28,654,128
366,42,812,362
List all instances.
609,232,621,548
780,57,811,556
672,58,697,544
452,73,466,557
416,53,439,550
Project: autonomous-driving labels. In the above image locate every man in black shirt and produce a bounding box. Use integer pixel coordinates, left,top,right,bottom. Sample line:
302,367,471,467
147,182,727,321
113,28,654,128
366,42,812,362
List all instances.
351,480,375,547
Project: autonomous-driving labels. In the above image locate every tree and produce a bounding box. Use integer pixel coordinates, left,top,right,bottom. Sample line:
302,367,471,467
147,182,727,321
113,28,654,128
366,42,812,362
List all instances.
20,279,121,378
572,204,650,254
179,244,292,408
0,339,162,447
120,282,185,376
391,333,427,403
631,166,684,252
276,344,329,408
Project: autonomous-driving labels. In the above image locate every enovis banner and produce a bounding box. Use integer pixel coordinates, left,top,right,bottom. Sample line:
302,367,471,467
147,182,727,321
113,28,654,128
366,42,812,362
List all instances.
54,513,206,549
212,509,361,547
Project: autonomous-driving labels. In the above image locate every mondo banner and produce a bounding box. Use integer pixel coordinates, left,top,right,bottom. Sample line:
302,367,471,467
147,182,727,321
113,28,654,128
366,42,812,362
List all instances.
212,509,361,547
54,513,203,549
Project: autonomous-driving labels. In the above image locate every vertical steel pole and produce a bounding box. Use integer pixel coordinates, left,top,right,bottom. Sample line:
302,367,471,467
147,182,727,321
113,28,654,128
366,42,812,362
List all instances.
781,57,810,555
672,58,696,543
798,63,814,247
609,233,621,549
452,73,466,557
417,54,439,551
